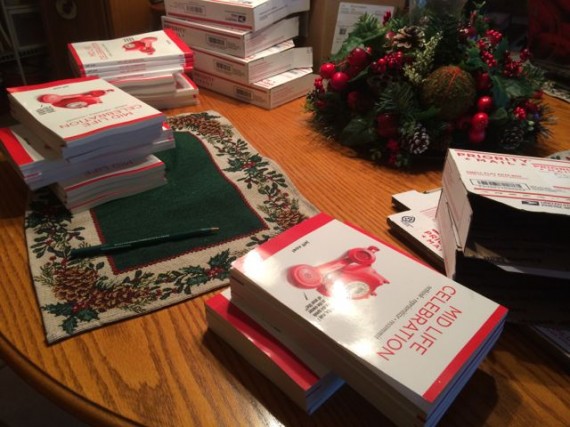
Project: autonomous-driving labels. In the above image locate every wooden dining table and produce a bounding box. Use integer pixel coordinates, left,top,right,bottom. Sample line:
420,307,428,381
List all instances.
1,89,569,427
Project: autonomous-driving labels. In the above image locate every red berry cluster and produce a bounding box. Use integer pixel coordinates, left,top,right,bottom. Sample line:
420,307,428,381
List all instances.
477,38,498,68
502,51,524,78
371,51,405,73
485,29,503,46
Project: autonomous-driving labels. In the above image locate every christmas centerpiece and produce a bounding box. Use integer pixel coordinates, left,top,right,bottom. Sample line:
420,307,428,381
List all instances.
305,1,551,167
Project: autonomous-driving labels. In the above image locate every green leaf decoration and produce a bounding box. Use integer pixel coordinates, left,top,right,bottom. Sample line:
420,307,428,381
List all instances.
339,116,378,147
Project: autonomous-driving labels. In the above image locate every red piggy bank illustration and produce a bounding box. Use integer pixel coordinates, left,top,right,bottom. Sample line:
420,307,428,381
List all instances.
37,89,113,109
123,36,157,54
288,246,389,299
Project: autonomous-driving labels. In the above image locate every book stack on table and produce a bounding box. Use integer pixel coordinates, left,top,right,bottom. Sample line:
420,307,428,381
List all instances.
206,212,508,424
68,29,199,110
162,0,316,109
205,288,344,414
1,76,172,213
436,149,570,326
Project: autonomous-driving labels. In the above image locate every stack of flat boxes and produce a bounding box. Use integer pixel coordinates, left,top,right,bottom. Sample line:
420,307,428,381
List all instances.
162,0,315,109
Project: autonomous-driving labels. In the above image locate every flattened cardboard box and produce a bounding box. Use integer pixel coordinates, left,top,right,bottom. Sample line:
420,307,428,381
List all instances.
192,67,315,109
164,0,310,32
162,15,300,58
192,40,313,84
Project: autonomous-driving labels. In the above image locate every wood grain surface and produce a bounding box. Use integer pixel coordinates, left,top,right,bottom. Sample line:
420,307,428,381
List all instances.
0,90,569,427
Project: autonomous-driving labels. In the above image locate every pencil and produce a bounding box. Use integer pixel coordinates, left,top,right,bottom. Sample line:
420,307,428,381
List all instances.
69,227,220,258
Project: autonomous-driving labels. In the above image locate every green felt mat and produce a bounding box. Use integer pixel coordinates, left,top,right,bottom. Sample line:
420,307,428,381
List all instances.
25,111,318,343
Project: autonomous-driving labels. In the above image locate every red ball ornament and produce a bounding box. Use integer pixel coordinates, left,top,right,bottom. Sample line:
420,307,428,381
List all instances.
330,71,350,91
347,91,360,110
319,62,336,79
471,112,489,131
376,113,399,138
348,47,369,68
476,72,492,91
469,128,486,144
477,96,493,112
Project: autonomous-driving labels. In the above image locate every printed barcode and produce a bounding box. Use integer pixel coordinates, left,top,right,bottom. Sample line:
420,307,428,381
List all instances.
216,62,232,73
235,88,252,99
207,36,226,48
185,5,204,14
474,180,525,190
36,106,55,115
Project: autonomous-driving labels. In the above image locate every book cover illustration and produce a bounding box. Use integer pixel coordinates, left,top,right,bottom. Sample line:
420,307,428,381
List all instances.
288,245,389,299
36,88,113,109
68,29,193,72
231,213,507,416
8,77,164,148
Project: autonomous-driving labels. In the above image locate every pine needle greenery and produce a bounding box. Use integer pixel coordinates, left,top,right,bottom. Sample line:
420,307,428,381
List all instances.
305,2,551,167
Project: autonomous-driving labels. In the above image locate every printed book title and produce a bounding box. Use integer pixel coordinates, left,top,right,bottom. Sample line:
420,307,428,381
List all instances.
59,105,144,129
375,285,463,361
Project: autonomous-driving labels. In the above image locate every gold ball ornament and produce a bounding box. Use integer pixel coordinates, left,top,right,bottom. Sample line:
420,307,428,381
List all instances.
420,65,477,121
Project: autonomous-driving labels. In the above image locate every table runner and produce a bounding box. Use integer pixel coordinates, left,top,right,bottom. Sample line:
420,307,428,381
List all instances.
25,111,318,344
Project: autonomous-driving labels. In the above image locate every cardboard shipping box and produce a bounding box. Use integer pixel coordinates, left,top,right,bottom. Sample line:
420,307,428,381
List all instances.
192,68,315,109
306,0,406,70
162,15,301,58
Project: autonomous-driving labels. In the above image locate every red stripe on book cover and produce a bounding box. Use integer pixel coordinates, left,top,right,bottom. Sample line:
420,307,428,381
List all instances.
64,161,163,191
207,293,319,389
67,43,86,75
64,113,165,143
422,305,508,402
0,127,33,166
163,28,194,66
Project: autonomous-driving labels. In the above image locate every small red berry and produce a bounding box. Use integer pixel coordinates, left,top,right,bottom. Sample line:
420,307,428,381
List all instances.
472,112,489,130
477,96,493,112
348,47,369,68
330,71,350,91
469,128,486,143
319,62,336,79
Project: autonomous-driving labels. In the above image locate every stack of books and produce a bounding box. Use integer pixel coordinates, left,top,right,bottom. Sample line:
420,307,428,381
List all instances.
1,76,171,212
0,122,173,191
162,0,316,109
436,149,570,326
205,288,344,414
207,212,508,424
68,29,199,109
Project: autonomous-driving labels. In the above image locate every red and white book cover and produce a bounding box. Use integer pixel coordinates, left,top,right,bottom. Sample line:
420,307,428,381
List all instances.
52,155,166,213
68,29,193,75
205,289,343,413
230,213,507,423
8,77,165,150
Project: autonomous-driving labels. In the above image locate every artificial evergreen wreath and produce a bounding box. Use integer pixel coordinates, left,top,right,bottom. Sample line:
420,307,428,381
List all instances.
305,2,551,167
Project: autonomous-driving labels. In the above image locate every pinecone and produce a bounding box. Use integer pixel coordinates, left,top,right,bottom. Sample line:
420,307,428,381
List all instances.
500,123,525,150
391,26,425,50
403,125,430,154
53,266,98,304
